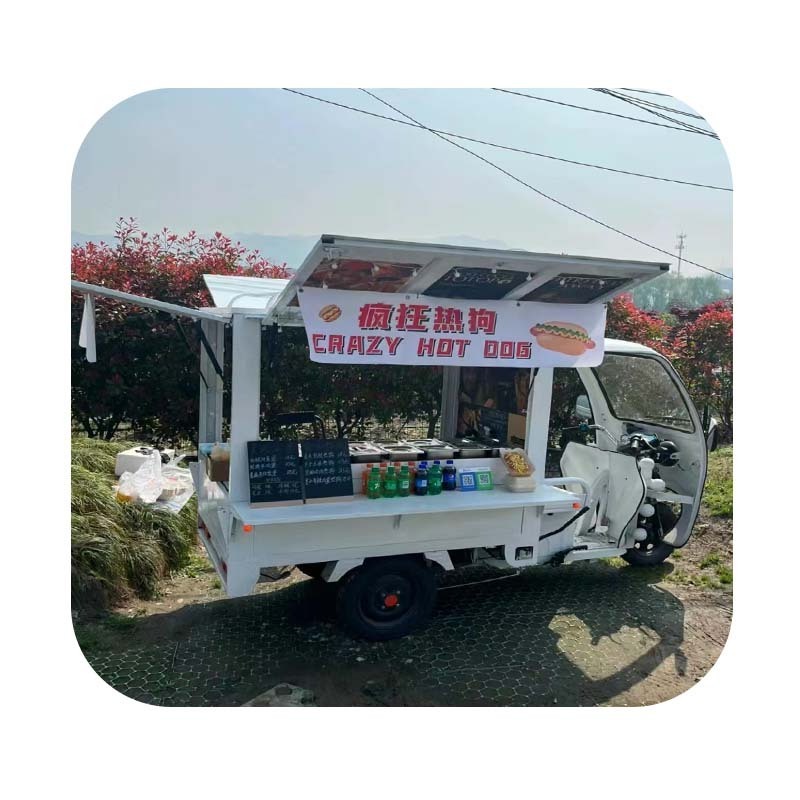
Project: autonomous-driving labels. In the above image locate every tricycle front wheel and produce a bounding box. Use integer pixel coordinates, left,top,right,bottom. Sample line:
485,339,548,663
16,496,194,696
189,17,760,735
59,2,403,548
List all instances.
622,541,674,566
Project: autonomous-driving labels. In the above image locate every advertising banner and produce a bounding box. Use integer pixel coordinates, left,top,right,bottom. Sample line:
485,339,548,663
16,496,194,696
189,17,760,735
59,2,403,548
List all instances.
298,287,607,367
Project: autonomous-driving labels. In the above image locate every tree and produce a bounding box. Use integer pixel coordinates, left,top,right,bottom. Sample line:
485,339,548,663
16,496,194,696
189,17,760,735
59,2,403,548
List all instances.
631,272,730,312
262,329,441,439
669,299,733,438
72,218,289,442
605,294,672,356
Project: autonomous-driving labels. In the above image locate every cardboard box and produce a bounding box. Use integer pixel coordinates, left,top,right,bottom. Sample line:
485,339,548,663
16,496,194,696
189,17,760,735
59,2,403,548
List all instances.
507,413,527,447
206,455,230,482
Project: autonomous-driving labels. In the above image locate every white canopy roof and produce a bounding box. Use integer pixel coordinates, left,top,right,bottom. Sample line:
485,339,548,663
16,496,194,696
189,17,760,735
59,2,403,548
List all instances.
202,273,290,312
73,235,669,330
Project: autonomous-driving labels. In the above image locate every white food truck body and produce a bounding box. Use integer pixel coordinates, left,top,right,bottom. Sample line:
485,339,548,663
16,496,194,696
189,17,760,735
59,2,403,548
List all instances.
73,235,709,639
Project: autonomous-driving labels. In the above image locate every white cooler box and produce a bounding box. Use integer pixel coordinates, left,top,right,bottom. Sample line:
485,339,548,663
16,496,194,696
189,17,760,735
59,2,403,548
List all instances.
115,446,175,477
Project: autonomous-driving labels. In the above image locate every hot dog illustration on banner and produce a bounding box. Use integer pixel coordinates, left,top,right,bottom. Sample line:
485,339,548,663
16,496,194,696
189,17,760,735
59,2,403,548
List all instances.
530,321,596,356
318,304,342,322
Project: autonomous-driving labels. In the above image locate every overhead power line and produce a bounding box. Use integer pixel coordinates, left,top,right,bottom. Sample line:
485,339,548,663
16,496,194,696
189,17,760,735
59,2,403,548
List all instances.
592,89,717,137
356,88,730,280
491,88,719,138
619,88,674,98
592,89,706,120
281,88,731,191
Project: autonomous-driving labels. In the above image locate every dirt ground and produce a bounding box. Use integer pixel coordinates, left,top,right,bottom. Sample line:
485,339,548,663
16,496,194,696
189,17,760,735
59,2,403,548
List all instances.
74,508,732,707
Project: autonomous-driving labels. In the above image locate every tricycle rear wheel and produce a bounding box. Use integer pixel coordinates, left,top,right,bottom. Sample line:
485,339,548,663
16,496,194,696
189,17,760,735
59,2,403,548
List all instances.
336,557,437,641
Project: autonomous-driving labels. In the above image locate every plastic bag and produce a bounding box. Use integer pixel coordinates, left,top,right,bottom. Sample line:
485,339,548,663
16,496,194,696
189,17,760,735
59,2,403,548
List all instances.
116,450,163,504
499,448,535,477
159,465,194,500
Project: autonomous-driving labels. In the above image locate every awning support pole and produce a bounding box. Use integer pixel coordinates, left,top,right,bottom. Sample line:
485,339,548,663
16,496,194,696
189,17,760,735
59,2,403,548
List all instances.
195,320,225,381
527,367,553,479
198,318,225,445
228,314,262,503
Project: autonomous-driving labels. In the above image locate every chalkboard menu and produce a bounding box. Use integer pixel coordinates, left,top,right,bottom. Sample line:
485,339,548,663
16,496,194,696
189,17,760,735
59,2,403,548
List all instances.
301,439,354,502
247,440,303,506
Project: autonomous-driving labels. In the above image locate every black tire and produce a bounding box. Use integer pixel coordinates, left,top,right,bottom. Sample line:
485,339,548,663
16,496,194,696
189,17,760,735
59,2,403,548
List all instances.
296,562,328,580
336,557,437,641
621,541,674,566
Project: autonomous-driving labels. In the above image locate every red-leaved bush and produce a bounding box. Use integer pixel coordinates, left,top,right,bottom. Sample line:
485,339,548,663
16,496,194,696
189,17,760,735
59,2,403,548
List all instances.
670,299,733,437
72,218,289,441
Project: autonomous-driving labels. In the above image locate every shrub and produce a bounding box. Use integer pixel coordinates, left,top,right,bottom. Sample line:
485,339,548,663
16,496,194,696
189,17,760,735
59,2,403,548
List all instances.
72,219,289,443
71,437,198,609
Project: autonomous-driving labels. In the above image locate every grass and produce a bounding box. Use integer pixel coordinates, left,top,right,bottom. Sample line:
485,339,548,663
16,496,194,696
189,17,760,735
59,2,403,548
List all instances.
177,548,214,579
700,552,722,569
71,437,197,611
666,568,721,590
716,565,733,585
703,446,732,517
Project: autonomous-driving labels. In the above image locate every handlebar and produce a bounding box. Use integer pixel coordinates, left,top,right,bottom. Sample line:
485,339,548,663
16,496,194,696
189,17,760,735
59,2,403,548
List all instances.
561,424,680,466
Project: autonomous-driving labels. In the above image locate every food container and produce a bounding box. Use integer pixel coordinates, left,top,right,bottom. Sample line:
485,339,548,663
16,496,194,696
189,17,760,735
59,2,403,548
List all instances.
348,441,390,463
446,438,493,459
506,475,537,492
404,438,458,460
500,448,535,477
373,441,424,461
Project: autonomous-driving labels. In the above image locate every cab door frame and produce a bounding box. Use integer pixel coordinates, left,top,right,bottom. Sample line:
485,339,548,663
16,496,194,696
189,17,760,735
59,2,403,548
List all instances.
575,349,707,547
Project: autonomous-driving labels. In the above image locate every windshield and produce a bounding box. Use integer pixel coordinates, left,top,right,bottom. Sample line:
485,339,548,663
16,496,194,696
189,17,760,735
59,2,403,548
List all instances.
594,354,694,433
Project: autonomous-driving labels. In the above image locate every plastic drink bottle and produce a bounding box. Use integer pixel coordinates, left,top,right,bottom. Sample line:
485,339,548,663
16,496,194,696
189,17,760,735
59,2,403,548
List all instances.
383,465,398,498
398,465,411,497
428,461,442,495
367,466,382,499
362,464,374,494
442,460,457,491
414,465,429,496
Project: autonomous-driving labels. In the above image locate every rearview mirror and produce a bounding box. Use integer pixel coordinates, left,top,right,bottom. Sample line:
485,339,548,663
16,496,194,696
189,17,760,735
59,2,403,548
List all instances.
574,394,591,421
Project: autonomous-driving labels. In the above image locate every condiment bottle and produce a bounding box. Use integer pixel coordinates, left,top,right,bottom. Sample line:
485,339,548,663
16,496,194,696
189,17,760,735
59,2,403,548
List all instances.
398,465,411,497
367,467,382,499
383,465,398,498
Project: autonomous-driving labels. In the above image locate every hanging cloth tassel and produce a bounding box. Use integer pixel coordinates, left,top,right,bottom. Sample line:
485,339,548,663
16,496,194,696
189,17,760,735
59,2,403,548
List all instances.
78,293,97,362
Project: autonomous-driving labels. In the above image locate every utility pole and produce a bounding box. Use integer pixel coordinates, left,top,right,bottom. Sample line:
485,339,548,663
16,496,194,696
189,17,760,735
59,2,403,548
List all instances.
675,233,687,275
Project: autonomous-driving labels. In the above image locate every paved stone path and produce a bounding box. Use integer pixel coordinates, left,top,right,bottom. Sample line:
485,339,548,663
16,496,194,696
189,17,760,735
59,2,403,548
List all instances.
83,561,731,706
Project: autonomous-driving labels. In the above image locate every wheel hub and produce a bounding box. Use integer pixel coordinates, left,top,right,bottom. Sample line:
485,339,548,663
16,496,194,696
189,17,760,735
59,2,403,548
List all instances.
362,575,413,622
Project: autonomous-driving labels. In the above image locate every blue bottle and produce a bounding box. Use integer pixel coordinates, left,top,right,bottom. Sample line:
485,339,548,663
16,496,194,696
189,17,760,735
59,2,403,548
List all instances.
414,464,429,496
442,460,457,491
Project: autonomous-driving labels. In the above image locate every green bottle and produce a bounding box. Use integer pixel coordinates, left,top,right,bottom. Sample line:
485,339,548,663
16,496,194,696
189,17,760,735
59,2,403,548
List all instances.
383,465,398,498
398,465,411,497
428,461,443,495
367,466,382,499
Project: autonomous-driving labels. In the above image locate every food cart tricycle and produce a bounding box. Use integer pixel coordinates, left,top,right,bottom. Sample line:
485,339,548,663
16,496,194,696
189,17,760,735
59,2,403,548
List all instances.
73,235,712,640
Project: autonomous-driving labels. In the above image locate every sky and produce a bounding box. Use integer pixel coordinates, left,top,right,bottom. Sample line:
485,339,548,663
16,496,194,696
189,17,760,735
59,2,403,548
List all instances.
71,88,732,276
